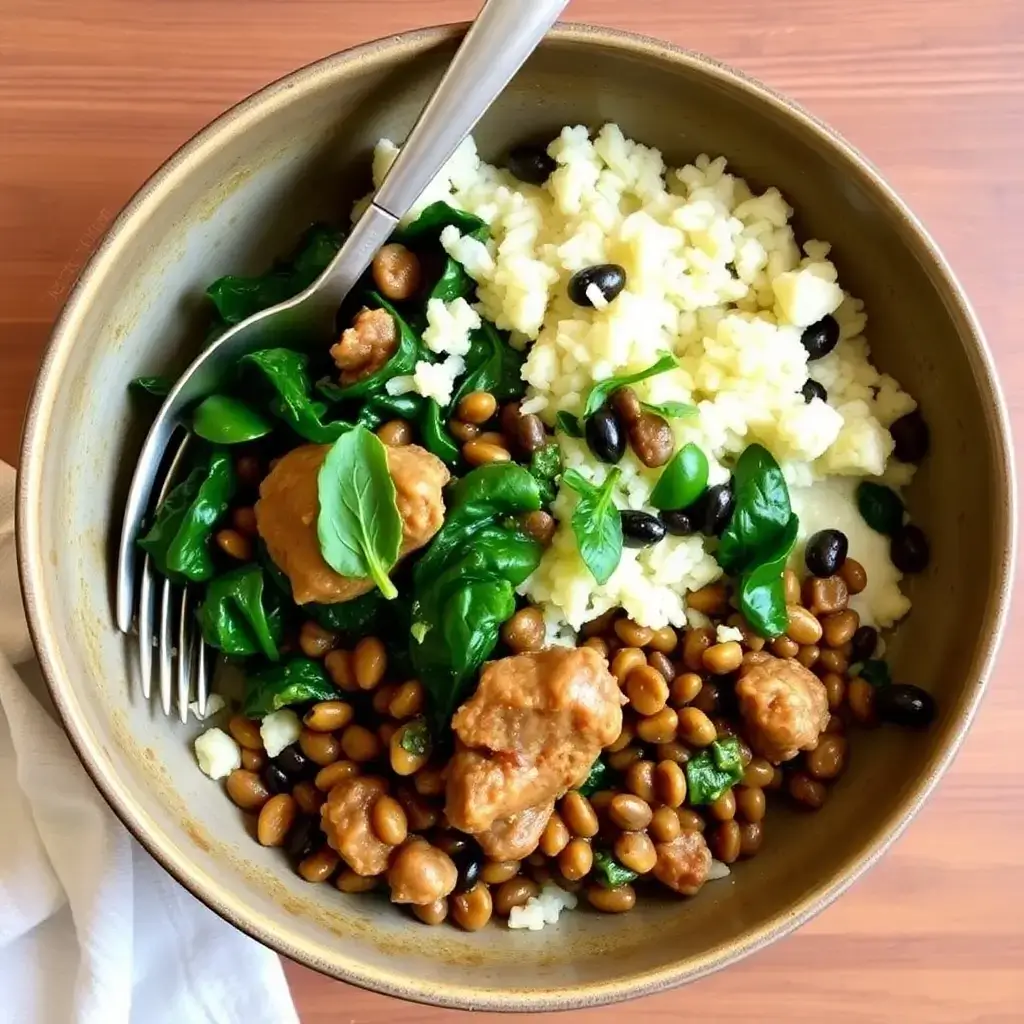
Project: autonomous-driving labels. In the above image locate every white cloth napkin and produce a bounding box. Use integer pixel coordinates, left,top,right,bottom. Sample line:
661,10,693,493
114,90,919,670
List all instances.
0,462,299,1024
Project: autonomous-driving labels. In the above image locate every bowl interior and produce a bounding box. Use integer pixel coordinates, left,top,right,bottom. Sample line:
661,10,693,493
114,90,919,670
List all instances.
19,25,1011,1011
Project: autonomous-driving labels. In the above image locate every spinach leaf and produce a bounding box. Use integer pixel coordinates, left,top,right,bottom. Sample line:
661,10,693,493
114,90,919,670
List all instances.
858,659,892,688
357,392,460,468
191,395,273,445
305,590,386,636
451,322,526,407
685,736,744,805
411,464,544,726
137,449,236,583
737,514,799,638
556,411,583,438
400,718,431,756
317,426,403,600
642,400,697,419
528,442,562,505
242,348,351,444
582,352,678,419
856,481,905,536
130,376,171,397
242,658,338,717
717,443,792,574
562,468,622,585
650,442,709,511
317,293,423,402
578,758,612,797
392,202,487,246
592,850,638,888
206,223,344,325
197,564,282,660
429,256,475,303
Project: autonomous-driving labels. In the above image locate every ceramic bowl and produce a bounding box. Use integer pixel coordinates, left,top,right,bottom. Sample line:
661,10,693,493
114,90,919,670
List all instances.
17,24,1015,1011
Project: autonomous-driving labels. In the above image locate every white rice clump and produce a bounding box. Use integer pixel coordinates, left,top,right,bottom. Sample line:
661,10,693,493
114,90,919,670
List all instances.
507,883,579,931
358,124,919,633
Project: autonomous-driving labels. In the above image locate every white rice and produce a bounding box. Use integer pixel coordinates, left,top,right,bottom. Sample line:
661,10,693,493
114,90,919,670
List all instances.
357,123,918,633
507,883,579,931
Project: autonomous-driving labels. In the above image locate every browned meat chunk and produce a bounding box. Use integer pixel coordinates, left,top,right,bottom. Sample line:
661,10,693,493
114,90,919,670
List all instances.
387,839,458,905
474,801,555,861
321,776,394,876
330,308,398,384
653,831,712,895
445,647,623,835
736,656,829,763
255,442,449,605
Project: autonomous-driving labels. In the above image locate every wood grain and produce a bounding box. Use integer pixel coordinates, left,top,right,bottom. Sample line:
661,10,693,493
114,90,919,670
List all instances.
2,1,1022,1020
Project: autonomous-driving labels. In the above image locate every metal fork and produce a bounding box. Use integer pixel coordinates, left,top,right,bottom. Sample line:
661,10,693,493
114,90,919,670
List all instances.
115,0,570,718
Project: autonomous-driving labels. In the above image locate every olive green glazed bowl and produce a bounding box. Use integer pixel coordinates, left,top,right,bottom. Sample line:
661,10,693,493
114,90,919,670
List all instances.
17,23,1015,1011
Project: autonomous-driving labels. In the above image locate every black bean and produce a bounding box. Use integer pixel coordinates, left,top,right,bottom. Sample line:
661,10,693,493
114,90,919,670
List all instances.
692,482,734,536
451,847,483,894
876,684,936,728
274,745,313,780
621,510,667,547
801,378,827,404
660,509,695,536
890,524,930,573
284,814,320,862
850,625,879,664
507,144,556,185
890,410,930,463
568,264,627,307
800,315,840,360
585,405,625,464
262,763,291,796
805,529,848,577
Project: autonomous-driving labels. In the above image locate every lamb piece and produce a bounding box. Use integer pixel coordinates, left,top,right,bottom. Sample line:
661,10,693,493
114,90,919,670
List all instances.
473,801,555,861
330,308,398,384
445,647,623,835
735,655,830,763
255,442,449,605
320,776,394,876
652,831,712,895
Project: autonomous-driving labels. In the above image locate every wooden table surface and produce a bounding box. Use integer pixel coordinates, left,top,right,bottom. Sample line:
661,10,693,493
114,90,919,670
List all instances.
2,0,1022,1020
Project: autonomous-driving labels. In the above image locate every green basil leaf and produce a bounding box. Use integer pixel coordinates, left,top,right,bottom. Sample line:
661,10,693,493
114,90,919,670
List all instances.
242,658,338,717
242,348,352,443
592,850,639,888
650,443,710,511
859,659,892,688
717,443,792,574
856,481,905,536
451,322,525,408
191,395,274,444
563,468,622,586
555,411,583,438
641,400,697,419
411,464,544,727
197,564,282,660
582,352,678,420
737,513,800,638
317,293,424,403
685,736,744,805
317,426,403,600
528,442,562,506
206,223,343,325
392,202,488,246
137,449,236,583
399,718,432,756
130,376,172,397
578,758,612,797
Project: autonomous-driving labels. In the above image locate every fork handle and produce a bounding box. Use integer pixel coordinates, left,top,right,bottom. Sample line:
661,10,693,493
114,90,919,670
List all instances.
373,0,570,218
316,0,569,308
